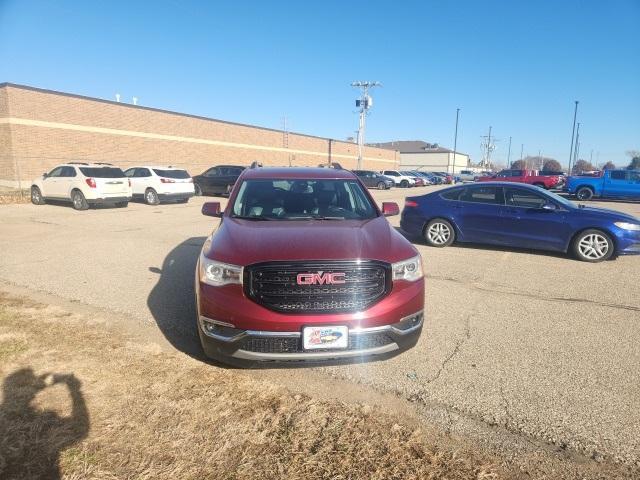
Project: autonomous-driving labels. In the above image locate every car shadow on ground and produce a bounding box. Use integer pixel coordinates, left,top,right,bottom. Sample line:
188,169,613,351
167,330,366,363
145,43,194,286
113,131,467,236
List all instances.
147,236,210,361
393,227,571,260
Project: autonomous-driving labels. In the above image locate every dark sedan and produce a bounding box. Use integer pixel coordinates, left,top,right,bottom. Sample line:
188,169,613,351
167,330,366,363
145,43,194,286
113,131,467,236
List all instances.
192,165,245,196
352,170,394,189
400,182,640,262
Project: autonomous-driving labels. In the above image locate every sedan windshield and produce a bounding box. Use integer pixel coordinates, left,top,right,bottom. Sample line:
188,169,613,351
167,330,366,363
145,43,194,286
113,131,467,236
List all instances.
231,179,377,220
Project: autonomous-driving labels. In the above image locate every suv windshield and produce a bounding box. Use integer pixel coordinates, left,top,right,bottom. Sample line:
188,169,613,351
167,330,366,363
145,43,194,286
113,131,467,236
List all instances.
153,169,190,179
231,179,377,220
79,167,125,178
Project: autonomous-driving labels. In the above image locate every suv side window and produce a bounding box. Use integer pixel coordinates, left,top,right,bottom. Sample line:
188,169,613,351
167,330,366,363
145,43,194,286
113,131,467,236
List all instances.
505,188,547,208
59,166,77,177
610,171,626,181
204,167,220,177
383,171,398,176
461,186,502,204
496,170,511,177
136,168,151,177
47,167,64,177
124,168,135,177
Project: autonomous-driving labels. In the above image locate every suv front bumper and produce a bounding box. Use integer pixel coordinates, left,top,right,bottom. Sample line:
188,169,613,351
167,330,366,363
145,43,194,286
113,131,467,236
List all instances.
197,310,423,364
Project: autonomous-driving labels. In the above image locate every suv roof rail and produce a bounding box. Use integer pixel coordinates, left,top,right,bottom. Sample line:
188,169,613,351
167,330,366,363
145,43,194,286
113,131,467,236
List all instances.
318,162,343,169
67,162,88,165
93,162,114,166
249,161,263,169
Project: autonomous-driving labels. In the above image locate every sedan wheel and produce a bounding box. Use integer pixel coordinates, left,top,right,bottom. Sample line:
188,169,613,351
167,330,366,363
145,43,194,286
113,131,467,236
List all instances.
573,229,613,262
424,219,455,247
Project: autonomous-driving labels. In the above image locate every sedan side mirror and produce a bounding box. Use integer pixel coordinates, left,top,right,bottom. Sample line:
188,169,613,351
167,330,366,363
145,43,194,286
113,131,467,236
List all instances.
381,202,400,216
202,202,222,217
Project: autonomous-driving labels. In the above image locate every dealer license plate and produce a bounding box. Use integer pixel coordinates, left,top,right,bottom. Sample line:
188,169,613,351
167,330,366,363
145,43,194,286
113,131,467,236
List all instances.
302,326,348,350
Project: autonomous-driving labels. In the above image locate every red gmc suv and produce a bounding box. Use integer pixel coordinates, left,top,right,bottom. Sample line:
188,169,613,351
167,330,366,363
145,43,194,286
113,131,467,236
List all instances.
195,166,424,365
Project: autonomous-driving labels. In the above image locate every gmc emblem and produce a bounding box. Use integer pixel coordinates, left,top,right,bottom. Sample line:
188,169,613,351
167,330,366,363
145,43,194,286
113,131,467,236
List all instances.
296,271,346,285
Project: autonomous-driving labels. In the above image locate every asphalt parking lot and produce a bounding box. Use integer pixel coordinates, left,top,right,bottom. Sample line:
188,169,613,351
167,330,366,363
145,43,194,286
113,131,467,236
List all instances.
1,186,639,473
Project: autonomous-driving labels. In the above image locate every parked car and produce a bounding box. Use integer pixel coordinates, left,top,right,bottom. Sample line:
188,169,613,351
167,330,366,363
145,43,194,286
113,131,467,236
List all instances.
381,170,416,188
30,162,131,210
352,170,394,189
477,169,561,189
565,169,640,201
192,165,245,196
399,171,427,187
408,171,434,185
433,172,454,184
123,166,195,205
458,170,479,182
400,182,640,262
196,166,424,365
420,172,443,184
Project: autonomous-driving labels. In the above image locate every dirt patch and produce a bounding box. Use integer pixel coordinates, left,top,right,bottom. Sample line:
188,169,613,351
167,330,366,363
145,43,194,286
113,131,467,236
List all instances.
0,293,504,480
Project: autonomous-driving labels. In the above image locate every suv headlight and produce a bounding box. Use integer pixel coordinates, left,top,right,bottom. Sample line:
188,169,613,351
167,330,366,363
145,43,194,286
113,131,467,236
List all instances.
391,255,423,282
199,253,243,286
614,222,640,231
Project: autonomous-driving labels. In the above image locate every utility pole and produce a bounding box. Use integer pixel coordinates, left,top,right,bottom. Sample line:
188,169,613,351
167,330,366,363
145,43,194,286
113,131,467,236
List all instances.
573,122,581,169
282,116,291,166
507,136,512,167
520,144,524,164
480,126,495,168
351,81,381,169
538,149,542,170
568,100,579,173
452,108,460,177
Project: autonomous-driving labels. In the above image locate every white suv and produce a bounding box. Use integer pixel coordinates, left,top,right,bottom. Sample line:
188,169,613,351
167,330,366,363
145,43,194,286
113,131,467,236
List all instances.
123,166,195,205
381,170,416,188
31,163,132,210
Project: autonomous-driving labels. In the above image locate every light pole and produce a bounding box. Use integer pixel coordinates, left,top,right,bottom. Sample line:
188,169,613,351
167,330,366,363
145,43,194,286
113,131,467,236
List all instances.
507,136,512,168
351,81,381,169
452,108,460,180
568,100,579,173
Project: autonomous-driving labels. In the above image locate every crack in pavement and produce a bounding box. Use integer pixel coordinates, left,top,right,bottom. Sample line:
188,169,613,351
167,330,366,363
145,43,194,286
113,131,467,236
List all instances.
425,273,640,313
425,309,473,384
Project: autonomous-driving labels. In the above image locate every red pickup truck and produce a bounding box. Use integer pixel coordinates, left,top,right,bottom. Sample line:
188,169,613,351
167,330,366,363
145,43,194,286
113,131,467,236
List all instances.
477,169,561,189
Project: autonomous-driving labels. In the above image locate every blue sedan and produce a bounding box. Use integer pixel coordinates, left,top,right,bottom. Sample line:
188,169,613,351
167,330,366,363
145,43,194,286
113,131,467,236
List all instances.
400,182,640,262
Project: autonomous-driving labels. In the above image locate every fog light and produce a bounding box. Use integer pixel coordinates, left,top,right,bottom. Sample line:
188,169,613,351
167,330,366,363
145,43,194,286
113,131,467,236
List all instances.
392,312,424,333
201,319,244,340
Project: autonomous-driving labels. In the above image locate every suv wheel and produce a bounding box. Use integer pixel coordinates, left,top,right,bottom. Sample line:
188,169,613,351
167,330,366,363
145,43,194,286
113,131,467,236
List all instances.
71,190,89,210
194,183,202,196
145,188,160,205
424,218,455,247
377,181,386,190
400,179,409,188
576,187,593,201
573,229,613,262
31,186,45,205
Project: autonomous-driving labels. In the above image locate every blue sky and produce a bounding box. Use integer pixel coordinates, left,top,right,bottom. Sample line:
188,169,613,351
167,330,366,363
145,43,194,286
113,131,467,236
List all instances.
1,0,638,168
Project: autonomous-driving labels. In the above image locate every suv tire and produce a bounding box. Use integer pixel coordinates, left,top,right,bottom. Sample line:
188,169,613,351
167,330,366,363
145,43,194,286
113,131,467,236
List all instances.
31,186,46,205
377,181,386,190
145,188,160,205
572,229,614,262
400,179,409,188
194,183,202,196
424,218,455,247
71,190,89,210
576,187,594,201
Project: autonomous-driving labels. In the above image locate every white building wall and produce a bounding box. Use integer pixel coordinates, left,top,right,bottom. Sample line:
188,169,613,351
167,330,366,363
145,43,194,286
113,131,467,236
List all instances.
399,152,470,173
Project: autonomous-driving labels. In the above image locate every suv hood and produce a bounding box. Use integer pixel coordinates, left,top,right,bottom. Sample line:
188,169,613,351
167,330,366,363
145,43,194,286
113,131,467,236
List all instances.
205,216,418,265
576,205,639,223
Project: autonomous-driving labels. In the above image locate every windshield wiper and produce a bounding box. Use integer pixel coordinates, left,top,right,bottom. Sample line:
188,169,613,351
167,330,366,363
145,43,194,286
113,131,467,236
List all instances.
285,215,345,220
231,215,275,221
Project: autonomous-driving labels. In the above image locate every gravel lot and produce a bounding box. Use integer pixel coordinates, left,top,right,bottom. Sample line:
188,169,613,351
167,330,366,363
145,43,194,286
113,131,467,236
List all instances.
0,185,639,476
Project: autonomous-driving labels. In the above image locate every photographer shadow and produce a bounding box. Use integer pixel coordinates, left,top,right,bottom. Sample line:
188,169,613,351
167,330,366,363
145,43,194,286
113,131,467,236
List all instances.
0,368,89,480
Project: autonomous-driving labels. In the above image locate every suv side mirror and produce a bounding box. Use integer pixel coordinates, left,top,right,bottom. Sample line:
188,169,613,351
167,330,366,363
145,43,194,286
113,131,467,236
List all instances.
202,202,222,217
381,202,399,216
42,172,48,179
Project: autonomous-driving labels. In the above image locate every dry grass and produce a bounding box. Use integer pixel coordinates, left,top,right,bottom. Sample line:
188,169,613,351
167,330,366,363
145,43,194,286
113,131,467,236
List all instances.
0,191,30,204
0,292,502,480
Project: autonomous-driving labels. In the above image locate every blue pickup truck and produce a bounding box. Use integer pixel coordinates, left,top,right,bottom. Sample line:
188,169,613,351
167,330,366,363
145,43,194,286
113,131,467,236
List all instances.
566,170,640,201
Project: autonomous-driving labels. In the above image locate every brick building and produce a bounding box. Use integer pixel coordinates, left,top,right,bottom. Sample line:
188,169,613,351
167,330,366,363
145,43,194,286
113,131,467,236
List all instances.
0,83,398,189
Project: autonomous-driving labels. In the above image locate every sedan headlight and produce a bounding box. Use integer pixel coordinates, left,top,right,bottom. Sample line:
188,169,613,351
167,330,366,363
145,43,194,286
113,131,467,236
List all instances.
392,255,423,282
199,253,243,286
614,222,640,231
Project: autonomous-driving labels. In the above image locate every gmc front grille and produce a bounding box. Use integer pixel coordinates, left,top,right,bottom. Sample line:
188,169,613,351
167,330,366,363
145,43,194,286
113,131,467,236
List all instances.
244,260,391,313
